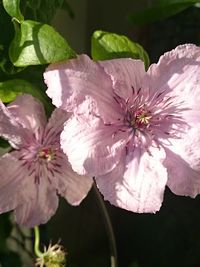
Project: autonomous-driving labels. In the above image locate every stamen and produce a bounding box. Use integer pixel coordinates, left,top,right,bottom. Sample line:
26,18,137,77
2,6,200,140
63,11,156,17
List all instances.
38,148,54,162
129,107,152,129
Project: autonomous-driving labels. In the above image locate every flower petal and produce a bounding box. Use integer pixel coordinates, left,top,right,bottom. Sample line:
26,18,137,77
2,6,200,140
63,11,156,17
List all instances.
0,151,33,213
164,149,200,198
44,54,120,122
53,151,93,205
0,101,31,148
7,94,47,142
14,178,59,227
164,126,200,197
43,108,70,146
96,146,167,213
145,44,200,106
61,107,129,176
99,58,146,100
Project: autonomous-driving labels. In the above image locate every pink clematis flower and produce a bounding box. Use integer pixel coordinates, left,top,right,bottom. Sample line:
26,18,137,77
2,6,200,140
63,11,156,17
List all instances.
44,44,200,213
0,94,93,227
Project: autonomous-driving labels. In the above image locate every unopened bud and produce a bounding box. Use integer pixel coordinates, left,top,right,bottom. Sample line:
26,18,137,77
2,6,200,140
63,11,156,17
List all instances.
35,243,66,267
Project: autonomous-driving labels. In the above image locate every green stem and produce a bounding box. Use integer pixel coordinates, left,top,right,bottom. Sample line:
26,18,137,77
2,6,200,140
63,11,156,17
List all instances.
34,226,43,258
93,183,118,267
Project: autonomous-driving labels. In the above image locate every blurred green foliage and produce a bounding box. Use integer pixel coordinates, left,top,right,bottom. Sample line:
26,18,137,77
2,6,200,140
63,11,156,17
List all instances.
128,0,200,25
0,214,22,267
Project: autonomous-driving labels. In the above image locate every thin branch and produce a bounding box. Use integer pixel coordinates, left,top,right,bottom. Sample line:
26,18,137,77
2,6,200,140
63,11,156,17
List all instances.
93,183,118,267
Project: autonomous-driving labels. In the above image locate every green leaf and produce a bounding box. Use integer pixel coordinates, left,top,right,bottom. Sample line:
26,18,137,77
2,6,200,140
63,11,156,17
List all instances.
0,138,10,149
9,20,76,66
0,78,53,115
128,0,200,25
0,79,46,103
2,0,24,22
0,4,23,77
91,30,150,69
0,48,25,75
20,0,69,23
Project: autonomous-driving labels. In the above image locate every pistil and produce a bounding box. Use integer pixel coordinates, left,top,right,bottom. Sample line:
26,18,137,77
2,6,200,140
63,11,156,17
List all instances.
38,148,54,162
128,107,152,130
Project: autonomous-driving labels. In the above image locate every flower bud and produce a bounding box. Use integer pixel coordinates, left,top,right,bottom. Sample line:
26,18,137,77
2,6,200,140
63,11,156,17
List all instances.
35,243,66,267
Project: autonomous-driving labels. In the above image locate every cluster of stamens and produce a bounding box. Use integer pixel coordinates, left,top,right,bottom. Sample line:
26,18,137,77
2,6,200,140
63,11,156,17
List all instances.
108,84,185,151
128,107,152,129
38,147,54,162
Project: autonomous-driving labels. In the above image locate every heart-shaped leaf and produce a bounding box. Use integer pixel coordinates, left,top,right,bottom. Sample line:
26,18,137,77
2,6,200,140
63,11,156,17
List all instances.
92,30,150,69
9,20,76,66
2,0,24,22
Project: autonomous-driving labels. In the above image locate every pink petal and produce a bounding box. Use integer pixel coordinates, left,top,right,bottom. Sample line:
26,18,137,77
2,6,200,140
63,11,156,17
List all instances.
164,126,200,197
0,101,31,148
149,45,200,197
0,152,33,213
99,58,146,100
145,44,200,108
61,106,129,176
53,151,93,205
43,108,71,146
44,54,120,122
96,146,167,213
14,178,58,227
7,94,47,142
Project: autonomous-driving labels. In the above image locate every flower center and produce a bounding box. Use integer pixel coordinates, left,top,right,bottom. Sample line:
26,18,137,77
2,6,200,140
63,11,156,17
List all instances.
130,108,152,129
111,88,185,150
135,109,152,127
38,147,54,162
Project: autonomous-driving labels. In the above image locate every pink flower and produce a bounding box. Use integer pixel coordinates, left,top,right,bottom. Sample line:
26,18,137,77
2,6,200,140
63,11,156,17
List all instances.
0,94,93,227
44,44,200,213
